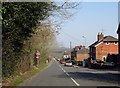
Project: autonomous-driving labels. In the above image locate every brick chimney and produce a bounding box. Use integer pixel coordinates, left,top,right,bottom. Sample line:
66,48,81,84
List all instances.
97,32,103,41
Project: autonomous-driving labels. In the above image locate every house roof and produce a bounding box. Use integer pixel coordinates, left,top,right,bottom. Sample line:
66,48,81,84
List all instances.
89,35,118,47
103,36,118,42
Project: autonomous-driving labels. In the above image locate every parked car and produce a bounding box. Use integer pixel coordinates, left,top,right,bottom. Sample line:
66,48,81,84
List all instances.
60,60,66,64
102,62,115,67
64,60,72,67
88,58,104,69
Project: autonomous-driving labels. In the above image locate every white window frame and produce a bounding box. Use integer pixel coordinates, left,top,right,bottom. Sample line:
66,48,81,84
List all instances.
102,56,106,61
114,42,118,45
106,42,110,45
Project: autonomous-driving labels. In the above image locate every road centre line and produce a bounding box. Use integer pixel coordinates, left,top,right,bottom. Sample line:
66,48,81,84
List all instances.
55,60,80,86
65,72,70,76
70,77,80,86
59,64,66,72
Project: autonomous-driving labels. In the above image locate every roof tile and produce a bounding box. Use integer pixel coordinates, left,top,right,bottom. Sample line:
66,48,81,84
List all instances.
89,35,118,47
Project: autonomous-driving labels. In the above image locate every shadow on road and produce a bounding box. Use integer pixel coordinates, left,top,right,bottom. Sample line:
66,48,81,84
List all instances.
67,71,120,84
91,66,120,71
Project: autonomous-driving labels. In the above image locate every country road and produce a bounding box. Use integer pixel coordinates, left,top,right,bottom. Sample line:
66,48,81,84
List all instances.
19,59,120,86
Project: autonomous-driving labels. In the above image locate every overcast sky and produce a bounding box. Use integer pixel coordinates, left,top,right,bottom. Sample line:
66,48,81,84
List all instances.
56,2,119,48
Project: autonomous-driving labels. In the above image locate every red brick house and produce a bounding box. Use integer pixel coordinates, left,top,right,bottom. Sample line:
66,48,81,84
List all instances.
89,32,118,61
117,23,120,62
76,48,89,61
70,45,89,61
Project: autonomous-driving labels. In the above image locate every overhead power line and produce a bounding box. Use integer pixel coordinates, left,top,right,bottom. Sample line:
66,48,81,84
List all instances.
60,29,82,42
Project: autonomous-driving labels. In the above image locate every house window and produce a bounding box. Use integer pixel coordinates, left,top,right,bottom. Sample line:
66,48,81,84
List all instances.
102,56,106,61
114,42,118,45
106,42,110,45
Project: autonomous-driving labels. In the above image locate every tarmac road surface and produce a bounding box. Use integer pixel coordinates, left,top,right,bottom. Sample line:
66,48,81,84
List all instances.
19,59,119,86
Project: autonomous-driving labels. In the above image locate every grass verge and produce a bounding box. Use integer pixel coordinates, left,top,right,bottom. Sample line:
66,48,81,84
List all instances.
3,62,48,86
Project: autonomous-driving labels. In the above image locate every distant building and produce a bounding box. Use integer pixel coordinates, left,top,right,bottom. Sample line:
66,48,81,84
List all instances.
71,48,77,60
63,50,70,59
74,45,83,51
71,46,89,61
76,48,89,61
89,32,118,61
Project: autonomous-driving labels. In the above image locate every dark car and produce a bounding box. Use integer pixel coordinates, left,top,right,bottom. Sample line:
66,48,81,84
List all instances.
88,58,104,69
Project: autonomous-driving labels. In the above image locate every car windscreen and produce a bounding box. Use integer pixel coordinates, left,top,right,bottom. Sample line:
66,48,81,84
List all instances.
66,61,71,63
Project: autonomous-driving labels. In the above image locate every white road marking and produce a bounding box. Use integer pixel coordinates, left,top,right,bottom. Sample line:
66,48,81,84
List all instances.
66,72,70,76
59,65,66,72
70,77,80,86
55,60,80,86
